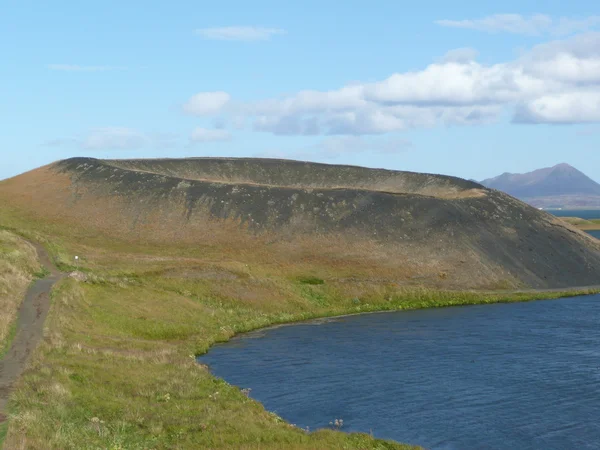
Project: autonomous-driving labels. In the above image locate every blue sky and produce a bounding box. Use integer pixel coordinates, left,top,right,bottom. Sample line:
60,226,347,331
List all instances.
2,0,600,181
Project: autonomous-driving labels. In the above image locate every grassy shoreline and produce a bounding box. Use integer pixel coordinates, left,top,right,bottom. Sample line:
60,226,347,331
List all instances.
198,287,600,356
3,263,599,449
561,217,600,230
0,213,599,448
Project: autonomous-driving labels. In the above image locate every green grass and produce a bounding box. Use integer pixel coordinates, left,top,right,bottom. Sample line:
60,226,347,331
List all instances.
0,322,17,359
33,266,50,279
4,277,425,449
297,275,325,285
0,422,7,448
561,217,600,230
0,230,42,350
1,209,599,449
4,258,598,449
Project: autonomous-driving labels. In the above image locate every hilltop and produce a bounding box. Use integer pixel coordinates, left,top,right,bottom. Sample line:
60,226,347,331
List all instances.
480,163,600,209
1,157,599,290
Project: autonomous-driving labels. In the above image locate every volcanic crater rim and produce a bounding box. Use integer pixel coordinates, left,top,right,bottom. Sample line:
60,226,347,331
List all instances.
64,157,488,200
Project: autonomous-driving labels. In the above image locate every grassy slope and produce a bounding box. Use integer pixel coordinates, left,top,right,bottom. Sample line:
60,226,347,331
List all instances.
561,217,600,230
0,229,42,354
0,209,598,449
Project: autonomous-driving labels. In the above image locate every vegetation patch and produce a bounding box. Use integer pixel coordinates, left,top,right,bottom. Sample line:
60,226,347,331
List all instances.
561,217,600,230
297,275,325,285
0,230,41,350
0,201,599,449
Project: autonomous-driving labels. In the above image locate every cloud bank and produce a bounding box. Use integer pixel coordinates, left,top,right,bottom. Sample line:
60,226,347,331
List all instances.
183,32,600,135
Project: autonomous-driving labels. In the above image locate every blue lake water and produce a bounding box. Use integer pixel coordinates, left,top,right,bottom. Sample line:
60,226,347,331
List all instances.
201,295,600,449
551,210,600,220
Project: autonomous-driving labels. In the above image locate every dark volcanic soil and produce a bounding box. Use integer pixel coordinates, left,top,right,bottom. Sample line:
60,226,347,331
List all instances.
2,157,600,290
0,243,61,421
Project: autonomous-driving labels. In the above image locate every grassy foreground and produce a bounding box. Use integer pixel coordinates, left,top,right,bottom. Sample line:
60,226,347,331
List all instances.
0,212,598,449
0,230,43,354
562,217,600,230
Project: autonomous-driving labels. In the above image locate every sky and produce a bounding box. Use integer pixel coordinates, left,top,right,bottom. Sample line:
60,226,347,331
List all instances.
2,0,600,182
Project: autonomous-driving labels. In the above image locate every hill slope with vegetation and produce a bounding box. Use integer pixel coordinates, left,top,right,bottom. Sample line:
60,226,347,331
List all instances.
1,157,599,290
1,158,599,448
0,230,42,352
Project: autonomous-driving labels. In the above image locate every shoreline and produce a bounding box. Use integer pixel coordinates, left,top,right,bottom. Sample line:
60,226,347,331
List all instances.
197,286,600,443
198,286,600,355
2,229,599,449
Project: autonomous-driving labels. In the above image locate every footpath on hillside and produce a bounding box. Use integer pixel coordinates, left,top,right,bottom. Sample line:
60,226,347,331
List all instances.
0,242,62,422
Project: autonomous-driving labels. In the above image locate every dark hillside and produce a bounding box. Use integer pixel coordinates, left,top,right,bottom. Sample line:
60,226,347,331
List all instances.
103,157,483,197
1,157,599,290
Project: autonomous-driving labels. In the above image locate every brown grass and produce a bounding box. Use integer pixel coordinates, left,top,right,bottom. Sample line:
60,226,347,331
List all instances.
0,230,41,350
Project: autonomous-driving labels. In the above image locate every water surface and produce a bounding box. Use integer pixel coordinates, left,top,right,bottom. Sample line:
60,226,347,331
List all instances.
586,230,600,239
551,210,600,220
202,295,600,449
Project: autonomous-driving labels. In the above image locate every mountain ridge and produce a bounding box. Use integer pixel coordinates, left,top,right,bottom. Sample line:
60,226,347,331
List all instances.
480,163,600,208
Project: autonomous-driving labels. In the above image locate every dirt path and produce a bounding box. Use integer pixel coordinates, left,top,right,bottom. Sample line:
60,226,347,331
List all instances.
0,242,62,423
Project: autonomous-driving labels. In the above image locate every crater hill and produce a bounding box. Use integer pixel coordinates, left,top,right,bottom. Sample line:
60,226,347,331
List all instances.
1,157,600,290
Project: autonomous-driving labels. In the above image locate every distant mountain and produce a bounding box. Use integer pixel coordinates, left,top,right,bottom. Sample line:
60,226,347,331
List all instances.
480,163,600,209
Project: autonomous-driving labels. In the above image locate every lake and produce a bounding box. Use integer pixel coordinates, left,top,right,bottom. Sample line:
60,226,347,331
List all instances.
201,295,600,449
550,210,600,220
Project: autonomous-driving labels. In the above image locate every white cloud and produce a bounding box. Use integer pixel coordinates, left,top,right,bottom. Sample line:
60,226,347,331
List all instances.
435,14,600,36
240,69,511,135
363,62,516,106
514,91,600,124
522,32,600,83
190,127,231,142
195,26,285,41
183,91,231,116
184,32,600,135
48,64,124,72
45,128,176,150
247,86,367,116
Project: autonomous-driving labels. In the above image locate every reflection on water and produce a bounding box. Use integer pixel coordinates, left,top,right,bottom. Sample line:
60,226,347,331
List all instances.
201,295,600,450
